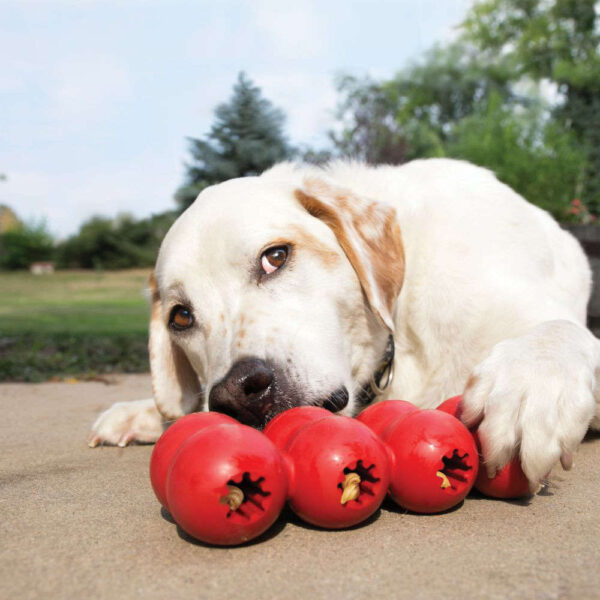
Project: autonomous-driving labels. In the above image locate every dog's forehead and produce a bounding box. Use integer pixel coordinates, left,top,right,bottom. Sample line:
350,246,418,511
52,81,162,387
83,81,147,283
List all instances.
156,177,305,286
194,177,302,225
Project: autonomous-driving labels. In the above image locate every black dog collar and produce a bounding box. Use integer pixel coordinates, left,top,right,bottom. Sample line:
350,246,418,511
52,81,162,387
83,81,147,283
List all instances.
356,335,395,407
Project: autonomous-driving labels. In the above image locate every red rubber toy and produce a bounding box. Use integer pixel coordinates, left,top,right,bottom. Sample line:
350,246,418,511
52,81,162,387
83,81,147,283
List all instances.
383,409,479,513
150,412,236,510
436,397,530,499
356,399,419,437
166,423,288,546
152,402,498,545
436,395,463,419
153,408,391,544
263,405,331,449
472,431,530,499
284,415,391,529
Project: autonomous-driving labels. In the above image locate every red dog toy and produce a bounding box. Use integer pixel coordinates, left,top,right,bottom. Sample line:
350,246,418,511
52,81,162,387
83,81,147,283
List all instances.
435,395,530,499
355,399,418,437
268,411,391,529
149,412,236,510
166,423,288,546
381,408,479,513
152,408,390,544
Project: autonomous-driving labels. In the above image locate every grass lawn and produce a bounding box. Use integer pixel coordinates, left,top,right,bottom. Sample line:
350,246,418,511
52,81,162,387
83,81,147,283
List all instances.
0,269,152,381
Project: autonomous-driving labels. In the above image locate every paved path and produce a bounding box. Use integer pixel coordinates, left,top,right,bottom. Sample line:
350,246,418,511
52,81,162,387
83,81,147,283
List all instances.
1,374,599,599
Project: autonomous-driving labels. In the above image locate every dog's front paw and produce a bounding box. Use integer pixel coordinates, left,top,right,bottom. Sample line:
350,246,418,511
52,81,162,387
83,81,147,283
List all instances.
88,398,165,448
461,321,599,491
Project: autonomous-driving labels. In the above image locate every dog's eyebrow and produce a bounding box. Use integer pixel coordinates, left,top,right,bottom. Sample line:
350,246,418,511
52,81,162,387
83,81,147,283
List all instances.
270,226,340,270
164,282,193,307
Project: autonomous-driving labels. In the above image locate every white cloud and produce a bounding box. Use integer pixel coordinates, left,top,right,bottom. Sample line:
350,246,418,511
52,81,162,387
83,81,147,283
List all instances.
50,55,133,125
253,0,327,59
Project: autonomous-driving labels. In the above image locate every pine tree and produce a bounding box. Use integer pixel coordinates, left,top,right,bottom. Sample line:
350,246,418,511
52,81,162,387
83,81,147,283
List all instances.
176,73,294,211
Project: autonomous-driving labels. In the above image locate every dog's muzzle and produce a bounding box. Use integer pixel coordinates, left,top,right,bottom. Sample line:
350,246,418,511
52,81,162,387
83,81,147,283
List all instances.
208,357,276,428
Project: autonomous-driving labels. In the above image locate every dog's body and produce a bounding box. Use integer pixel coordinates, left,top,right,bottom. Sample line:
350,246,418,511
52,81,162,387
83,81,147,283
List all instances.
89,159,600,490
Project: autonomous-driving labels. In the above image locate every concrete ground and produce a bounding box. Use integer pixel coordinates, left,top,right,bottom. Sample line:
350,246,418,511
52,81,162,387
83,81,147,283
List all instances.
1,374,599,600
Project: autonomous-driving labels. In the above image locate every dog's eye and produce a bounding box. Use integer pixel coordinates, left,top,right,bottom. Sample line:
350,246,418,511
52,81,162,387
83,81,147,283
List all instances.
169,305,194,330
261,246,288,275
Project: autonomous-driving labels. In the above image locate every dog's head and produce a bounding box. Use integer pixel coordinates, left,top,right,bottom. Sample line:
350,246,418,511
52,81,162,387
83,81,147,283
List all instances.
149,166,404,427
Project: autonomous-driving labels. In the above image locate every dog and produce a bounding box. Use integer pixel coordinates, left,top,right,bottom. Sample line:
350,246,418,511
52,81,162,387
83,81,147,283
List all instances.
88,158,600,492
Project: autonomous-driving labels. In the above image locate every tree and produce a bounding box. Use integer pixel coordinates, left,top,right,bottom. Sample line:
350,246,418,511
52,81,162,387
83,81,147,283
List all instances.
176,72,295,211
463,0,600,210
57,212,177,270
300,147,334,166
446,91,585,215
331,42,515,163
331,9,592,219
0,204,20,233
0,180,55,270
0,221,55,270
331,75,411,164
0,176,20,232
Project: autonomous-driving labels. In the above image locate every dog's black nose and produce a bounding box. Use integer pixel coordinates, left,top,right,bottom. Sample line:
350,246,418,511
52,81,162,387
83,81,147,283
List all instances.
208,358,275,427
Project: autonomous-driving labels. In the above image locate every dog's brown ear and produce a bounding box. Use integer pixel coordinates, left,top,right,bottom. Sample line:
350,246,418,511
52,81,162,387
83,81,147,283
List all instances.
148,272,202,420
295,177,404,332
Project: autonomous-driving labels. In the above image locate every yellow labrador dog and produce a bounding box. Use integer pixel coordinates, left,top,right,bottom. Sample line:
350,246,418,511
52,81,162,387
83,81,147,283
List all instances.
89,159,600,491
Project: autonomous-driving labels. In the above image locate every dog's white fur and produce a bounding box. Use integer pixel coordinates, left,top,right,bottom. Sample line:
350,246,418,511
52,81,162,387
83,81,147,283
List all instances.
89,158,600,491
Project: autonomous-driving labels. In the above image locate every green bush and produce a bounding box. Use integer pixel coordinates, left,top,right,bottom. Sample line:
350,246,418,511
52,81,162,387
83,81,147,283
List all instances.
57,211,176,270
0,334,149,382
0,221,55,270
446,92,586,218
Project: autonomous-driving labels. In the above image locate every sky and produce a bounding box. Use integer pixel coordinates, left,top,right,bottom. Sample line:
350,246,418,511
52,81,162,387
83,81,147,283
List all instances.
1,0,472,238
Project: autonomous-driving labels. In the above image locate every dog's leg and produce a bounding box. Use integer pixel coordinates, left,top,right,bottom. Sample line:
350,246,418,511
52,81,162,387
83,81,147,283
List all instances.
460,320,600,491
87,398,166,448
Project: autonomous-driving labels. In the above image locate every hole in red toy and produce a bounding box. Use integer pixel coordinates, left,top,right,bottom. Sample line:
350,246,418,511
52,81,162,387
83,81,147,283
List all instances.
439,449,472,489
337,460,379,504
221,472,271,518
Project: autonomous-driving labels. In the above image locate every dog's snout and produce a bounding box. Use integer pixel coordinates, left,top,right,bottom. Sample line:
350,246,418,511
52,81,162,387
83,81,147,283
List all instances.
209,358,275,426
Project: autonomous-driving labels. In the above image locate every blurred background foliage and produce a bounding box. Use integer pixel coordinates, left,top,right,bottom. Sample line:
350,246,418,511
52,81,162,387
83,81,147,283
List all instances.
0,219,55,270
56,212,177,270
